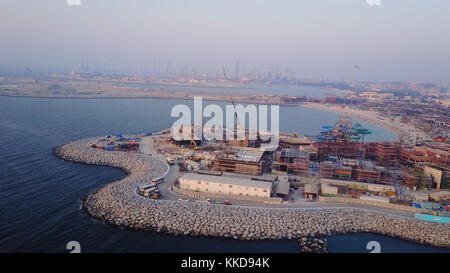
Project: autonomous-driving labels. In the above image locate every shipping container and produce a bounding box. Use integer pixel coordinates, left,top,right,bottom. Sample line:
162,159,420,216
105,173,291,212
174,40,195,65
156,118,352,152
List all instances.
415,213,450,224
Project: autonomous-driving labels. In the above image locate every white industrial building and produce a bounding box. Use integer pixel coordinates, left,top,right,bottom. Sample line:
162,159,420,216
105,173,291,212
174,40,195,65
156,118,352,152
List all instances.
178,173,273,198
320,178,396,193
321,184,339,195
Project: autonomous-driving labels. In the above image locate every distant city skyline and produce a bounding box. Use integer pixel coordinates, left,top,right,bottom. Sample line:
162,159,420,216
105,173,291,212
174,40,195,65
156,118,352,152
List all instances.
1,0,450,83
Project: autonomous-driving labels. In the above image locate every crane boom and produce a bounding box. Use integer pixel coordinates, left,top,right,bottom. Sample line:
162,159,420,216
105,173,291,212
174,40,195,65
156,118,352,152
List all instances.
222,65,228,80
231,97,240,126
231,97,243,135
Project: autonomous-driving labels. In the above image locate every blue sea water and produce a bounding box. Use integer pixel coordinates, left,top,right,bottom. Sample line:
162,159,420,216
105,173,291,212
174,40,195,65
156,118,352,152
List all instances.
0,96,446,253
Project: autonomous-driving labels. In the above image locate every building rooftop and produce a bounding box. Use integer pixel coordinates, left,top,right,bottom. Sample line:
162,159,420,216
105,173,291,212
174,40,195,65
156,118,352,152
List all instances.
424,141,450,152
221,172,278,182
234,147,264,162
304,183,319,194
180,173,273,190
320,178,396,191
279,148,309,158
413,145,450,157
275,180,290,195
280,136,313,145
429,190,450,199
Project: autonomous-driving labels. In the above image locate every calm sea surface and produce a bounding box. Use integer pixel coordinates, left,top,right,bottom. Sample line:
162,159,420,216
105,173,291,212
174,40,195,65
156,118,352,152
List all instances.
0,96,447,253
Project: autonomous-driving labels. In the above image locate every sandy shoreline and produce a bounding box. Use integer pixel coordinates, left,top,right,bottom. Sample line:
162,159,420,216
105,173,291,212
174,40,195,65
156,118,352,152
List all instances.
301,102,431,144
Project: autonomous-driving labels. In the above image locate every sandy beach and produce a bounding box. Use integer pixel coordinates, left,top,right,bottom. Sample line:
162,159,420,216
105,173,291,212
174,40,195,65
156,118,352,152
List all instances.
301,103,431,144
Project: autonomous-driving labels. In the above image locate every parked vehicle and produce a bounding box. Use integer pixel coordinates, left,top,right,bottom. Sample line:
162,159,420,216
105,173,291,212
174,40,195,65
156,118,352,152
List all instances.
151,190,161,199
139,184,156,192
167,158,175,165
142,186,157,197
144,188,157,197
194,199,211,204
152,177,164,185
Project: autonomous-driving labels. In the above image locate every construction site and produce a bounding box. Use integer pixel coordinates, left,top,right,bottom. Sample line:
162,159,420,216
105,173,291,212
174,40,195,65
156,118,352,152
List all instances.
109,105,450,215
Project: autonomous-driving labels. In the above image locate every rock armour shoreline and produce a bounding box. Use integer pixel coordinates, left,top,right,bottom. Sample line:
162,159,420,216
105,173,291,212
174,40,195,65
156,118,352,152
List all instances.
53,137,450,248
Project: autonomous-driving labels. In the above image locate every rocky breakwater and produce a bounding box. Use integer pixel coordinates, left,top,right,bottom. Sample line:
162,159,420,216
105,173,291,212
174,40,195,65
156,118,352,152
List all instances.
54,138,450,249
298,237,328,253
53,137,169,229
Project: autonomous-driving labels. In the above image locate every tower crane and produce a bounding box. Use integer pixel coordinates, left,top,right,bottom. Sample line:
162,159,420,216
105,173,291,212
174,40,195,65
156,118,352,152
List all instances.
231,97,244,136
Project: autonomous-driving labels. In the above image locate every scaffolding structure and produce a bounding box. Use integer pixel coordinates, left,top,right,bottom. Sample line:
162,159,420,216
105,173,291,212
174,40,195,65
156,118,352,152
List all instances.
375,141,400,166
313,142,373,160
272,148,310,176
214,148,265,176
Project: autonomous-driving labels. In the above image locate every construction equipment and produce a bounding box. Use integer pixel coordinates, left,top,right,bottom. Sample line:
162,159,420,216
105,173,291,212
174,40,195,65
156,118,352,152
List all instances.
190,140,199,150
222,65,228,80
151,190,161,199
230,97,244,136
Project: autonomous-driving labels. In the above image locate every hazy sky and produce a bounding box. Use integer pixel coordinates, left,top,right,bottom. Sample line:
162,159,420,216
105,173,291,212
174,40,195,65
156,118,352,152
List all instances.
1,0,449,82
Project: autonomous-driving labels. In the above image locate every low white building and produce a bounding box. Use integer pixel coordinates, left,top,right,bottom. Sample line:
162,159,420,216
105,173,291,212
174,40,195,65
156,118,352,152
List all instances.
360,195,390,203
321,184,338,195
429,191,450,202
411,191,429,201
320,178,396,193
178,173,272,198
